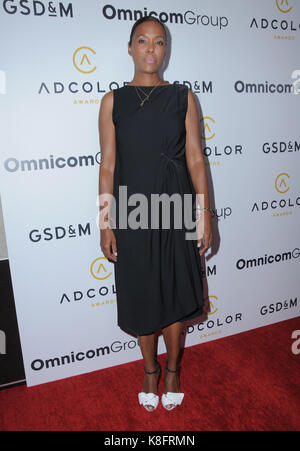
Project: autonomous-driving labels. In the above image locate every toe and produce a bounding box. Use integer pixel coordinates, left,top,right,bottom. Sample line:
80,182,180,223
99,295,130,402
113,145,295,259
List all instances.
145,405,154,412
166,404,175,410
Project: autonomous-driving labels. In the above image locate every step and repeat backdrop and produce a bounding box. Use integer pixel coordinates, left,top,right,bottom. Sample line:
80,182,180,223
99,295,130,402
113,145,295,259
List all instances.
0,0,299,387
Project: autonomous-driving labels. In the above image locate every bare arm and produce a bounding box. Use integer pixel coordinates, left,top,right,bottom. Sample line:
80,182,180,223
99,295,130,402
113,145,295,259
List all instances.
185,88,213,253
98,90,117,262
185,88,210,212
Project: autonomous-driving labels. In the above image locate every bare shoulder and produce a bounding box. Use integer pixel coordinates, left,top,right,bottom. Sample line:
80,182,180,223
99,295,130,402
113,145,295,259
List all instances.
100,89,114,112
186,87,198,116
98,90,115,127
186,87,195,102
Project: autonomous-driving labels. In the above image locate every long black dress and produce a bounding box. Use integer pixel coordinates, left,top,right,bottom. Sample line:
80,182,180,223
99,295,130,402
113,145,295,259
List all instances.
111,83,204,336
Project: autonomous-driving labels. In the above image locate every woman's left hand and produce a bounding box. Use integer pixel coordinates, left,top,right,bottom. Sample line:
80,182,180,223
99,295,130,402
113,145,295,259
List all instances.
197,212,213,255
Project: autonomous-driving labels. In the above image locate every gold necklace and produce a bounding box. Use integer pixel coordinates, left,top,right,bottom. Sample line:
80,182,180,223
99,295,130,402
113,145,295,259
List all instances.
134,80,164,107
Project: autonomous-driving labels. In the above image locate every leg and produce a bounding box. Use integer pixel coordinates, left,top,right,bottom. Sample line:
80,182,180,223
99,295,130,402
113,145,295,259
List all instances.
138,332,160,411
138,332,158,372
162,321,183,371
162,321,183,403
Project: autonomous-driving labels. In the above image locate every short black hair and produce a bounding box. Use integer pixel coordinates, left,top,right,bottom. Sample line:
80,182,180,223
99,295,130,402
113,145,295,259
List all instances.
128,16,167,46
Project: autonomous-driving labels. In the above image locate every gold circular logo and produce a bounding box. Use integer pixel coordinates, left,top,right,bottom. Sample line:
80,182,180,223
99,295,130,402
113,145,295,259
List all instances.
73,47,96,74
275,0,292,14
90,257,112,280
275,172,290,194
200,116,215,140
208,295,218,316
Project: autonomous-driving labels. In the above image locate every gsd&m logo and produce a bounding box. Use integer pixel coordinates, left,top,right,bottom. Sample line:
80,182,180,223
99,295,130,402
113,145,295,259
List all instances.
1,0,74,18
260,296,298,316
60,257,116,308
29,222,91,242
251,172,300,216
262,138,300,154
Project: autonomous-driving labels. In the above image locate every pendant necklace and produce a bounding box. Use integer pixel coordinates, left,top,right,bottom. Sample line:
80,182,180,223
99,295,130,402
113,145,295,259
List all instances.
134,80,164,107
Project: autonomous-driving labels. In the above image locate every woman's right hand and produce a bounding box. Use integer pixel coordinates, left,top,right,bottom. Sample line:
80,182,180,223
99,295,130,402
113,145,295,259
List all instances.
100,228,117,263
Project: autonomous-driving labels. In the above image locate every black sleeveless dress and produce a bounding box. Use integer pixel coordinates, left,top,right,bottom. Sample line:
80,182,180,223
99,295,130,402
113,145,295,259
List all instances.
111,83,204,336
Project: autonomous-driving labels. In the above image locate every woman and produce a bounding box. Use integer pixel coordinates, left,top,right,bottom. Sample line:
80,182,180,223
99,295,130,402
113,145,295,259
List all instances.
98,16,213,412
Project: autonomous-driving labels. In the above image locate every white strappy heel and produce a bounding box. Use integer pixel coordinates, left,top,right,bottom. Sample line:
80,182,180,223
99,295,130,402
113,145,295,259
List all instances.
161,363,184,410
138,361,161,412
138,392,159,411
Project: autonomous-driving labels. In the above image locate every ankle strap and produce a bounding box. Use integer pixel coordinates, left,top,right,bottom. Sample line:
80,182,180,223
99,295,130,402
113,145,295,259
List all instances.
165,363,180,373
144,361,160,374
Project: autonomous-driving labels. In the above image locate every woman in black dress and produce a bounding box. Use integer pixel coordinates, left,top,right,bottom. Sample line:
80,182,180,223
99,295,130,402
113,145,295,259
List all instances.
98,16,213,412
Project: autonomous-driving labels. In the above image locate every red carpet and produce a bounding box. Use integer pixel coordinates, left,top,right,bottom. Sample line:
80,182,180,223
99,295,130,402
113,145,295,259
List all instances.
0,317,299,431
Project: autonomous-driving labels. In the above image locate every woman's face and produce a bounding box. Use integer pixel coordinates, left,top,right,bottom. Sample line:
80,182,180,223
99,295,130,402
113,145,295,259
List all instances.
128,21,166,75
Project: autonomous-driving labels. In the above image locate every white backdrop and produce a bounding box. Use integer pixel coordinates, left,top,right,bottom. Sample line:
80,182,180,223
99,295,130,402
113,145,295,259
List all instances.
0,0,299,387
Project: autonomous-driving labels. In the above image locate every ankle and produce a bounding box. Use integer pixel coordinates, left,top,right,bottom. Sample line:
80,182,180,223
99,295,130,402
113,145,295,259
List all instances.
144,359,160,374
166,360,180,372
